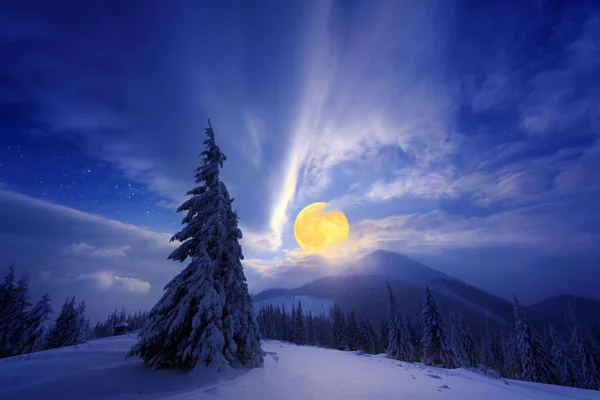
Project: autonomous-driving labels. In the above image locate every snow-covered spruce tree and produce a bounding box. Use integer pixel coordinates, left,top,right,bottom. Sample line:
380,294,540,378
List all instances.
591,323,600,349
347,311,359,351
130,121,262,370
483,319,505,377
421,286,455,368
408,315,423,362
294,301,306,345
0,270,32,357
358,317,375,354
503,334,521,379
331,303,346,350
76,300,90,344
513,296,556,384
22,293,53,354
386,284,401,358
307,311,317,345
378,319,388,353
45,297,80,349
458,317,478,368
571,325,600,390
549,324,577,387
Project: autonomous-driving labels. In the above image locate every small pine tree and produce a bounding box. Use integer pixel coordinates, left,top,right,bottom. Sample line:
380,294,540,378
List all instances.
513,296,555,384
22,293,53,354
421,286,454,368
458,317,478,368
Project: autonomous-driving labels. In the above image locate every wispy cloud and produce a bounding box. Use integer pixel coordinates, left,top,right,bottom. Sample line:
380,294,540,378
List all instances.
266,1,456,250
67,242,131,258
77,271,151,294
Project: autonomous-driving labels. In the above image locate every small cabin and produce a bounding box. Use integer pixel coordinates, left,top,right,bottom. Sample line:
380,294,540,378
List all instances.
113,321,129,335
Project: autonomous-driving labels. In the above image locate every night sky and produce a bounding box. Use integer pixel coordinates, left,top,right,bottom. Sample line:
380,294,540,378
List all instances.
1,0,599,321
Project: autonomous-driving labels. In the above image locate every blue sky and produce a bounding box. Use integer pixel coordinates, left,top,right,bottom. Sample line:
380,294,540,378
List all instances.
1,0,599,319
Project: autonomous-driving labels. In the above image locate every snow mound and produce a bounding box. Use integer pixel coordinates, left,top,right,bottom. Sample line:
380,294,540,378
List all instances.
0,334,598,400
254,295,333,317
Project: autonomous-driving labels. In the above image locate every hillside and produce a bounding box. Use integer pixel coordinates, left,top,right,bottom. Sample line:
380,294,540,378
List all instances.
343,249,449,283
253,250,577,337
0,334,597,400
528,295,600,329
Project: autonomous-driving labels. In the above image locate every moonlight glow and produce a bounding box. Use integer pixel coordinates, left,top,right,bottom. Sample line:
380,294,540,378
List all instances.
294,202,350,252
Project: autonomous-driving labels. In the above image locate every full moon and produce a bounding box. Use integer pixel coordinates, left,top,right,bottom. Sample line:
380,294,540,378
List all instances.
294,202,350,252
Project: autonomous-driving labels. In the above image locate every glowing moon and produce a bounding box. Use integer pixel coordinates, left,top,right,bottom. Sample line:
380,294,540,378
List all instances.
294,202,350,252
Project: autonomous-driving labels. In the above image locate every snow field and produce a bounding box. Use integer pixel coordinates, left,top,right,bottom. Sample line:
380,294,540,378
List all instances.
1,334,599,400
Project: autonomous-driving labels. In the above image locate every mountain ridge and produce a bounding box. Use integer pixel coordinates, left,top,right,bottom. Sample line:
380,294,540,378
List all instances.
253,250,599,336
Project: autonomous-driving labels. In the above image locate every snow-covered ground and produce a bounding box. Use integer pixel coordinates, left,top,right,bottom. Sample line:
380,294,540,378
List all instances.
253,295,334,317
0,334,598,400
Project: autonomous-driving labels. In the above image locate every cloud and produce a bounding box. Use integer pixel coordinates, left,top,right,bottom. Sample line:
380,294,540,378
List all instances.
266,1,457,250
317,197,599,264
367,168,457,201
78,271,151,294
67,243,131,258
0,189,178,321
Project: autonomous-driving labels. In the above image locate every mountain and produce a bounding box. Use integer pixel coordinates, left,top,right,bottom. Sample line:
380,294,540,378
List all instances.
254,250,536,337
527,295,600,329
342,249,448,283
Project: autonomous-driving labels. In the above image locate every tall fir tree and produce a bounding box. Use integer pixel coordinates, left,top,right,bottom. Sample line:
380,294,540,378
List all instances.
357,317,375,354
408,314,423,362
421,286,454,368
513,296,555,384
0,266,18,357
76,300,90,344
130,121,262,370
386,284,401,358
295,301,306,345
306,311,316,345
331,303,346,350
483,319,505,376
378,318,388,353
347,311,359,351
571,325,600,390
549,324,577,387
503,334,521,379
22,293,53,354
45,297,80,349
0,270,31,357
458,317,478,368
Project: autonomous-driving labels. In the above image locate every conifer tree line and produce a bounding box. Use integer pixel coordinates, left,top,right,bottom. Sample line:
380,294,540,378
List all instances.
258,286,600,391
0,265,90,359
256,300,384,354
93,308,149,338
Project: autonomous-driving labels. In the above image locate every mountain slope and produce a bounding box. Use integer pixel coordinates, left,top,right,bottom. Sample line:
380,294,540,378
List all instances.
254,250,556,337
1,334,598,400
528,295,600,329
343,249,448,283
